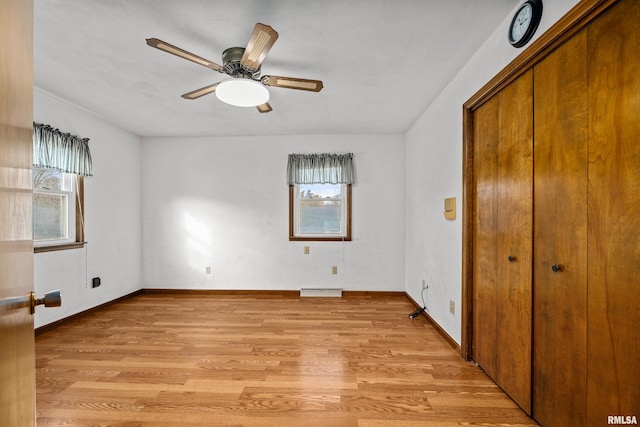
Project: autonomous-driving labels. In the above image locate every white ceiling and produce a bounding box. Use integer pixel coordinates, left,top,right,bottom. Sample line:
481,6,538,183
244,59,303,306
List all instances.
34,0,517,138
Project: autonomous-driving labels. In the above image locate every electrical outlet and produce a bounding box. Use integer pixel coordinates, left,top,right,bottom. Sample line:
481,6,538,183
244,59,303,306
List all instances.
205,266,211,275
449,300,455,315
304,246,310,254
332,266,338,275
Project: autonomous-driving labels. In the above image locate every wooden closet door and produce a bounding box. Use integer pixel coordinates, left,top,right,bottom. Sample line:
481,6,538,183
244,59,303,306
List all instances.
533,31,588,427
472,71,533,414
495,71,533,414
472,95,500,380
587,0,640,423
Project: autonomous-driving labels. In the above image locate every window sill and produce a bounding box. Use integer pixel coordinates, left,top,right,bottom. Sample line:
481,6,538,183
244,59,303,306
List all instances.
289,236,352,242
34,242,86,253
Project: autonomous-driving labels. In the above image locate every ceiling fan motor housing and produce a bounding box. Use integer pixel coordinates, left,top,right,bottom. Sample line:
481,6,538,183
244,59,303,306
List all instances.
222,47,260,79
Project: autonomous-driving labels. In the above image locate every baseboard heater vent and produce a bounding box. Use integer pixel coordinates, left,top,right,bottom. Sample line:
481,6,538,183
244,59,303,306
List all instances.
300,288,343,298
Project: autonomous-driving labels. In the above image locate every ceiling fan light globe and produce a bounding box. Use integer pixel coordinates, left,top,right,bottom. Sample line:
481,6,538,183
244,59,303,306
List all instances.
215,79,269,107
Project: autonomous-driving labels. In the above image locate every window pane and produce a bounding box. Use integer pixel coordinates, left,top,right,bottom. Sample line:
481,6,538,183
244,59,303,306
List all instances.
33,193,68,240
299,183,342,199
290,183,350,241
33,168,71,191
299,200,342,233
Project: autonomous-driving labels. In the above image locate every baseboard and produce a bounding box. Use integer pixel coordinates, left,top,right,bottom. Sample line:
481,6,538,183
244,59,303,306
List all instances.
404,292,462,354
142,289,406,299
344,291,406,299
35,289,144,336
142,288,301,298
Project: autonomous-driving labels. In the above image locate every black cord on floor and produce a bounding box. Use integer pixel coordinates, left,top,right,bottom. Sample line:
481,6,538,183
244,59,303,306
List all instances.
409,307,424,319
409,285,428,319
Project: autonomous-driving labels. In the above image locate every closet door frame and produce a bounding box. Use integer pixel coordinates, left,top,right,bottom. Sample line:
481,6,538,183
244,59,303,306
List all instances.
461,0,619,361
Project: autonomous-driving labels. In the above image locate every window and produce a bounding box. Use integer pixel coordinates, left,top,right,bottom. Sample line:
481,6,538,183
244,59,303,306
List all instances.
287,152,354,241
289,183,352,241
32,122,91,252
33,168,75,245
32,167,85,251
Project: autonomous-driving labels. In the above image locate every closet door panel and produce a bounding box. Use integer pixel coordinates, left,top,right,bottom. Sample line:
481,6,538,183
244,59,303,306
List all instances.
496,71,533,414
533,31,588,427
472,96,500,380
587,0,640,422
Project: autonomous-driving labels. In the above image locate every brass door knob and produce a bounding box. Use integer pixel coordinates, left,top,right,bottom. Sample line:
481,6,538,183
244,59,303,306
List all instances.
30,289,62,314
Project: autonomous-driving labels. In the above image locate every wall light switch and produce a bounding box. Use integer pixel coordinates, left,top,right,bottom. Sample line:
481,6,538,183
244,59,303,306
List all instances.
444,197,456,220
332,266,338,275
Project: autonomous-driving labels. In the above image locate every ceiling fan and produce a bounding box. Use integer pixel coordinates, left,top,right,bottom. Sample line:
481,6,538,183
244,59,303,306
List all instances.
146,23,323,113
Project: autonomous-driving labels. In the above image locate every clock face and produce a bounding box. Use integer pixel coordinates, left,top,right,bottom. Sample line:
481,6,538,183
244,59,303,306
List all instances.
511,4,532,43
508,0,543,48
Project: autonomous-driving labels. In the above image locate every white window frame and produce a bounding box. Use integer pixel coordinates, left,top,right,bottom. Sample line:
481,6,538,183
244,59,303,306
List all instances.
33,169,76,247
289,183,352,241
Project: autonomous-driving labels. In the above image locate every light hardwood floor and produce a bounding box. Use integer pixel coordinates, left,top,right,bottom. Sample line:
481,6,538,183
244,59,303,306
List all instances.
35,293,538,426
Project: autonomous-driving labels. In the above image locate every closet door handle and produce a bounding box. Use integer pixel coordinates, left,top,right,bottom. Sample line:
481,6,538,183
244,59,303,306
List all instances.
551,264,564,273
508,255,516,262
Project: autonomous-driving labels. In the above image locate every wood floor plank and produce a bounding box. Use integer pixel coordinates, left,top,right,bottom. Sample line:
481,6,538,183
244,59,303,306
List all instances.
35,294,537,426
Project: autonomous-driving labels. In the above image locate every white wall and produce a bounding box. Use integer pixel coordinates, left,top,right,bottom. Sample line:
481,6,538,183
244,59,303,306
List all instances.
33,89,143,328
142,134,405,291
404,0,580,344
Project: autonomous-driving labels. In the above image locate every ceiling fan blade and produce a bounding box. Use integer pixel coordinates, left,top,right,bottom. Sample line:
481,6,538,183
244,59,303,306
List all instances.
181,83,220,100
146,38,223,72
261,75,323,92
241,24,279,72
256,103,272,113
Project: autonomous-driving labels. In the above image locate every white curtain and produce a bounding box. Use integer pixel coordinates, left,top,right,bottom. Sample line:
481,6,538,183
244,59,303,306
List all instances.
287,153,354,184
33,122,93,176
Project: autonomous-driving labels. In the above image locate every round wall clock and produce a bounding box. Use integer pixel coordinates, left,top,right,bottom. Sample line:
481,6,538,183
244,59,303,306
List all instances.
508,0,543,48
